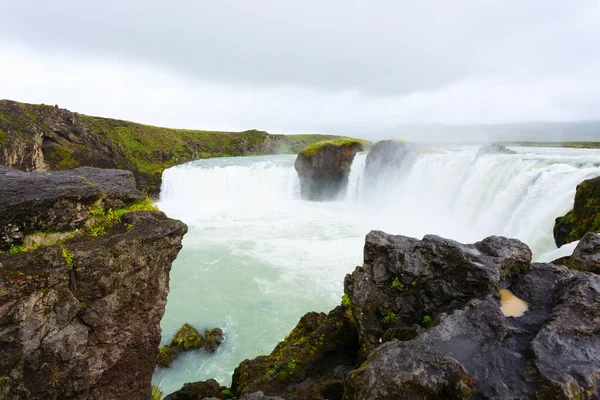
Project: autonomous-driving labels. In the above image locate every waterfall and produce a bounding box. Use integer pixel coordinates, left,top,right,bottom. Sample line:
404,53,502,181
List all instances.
154,146,600,393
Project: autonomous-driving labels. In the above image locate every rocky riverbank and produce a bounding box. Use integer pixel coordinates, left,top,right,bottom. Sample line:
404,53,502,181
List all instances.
0,166,187,399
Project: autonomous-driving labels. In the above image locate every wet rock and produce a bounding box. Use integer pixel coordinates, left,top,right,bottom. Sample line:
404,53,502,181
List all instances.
204,328,225,353
477,143,517,156
157,325,225,368
346,341,473,399
294,139,365,201
346,231,531,351
164,379,233,400
559,232,600,274
0,166,143,250
231,306,359,400
554,175,600,246
171,323,204,351
0,177,187,400
156,345,177,368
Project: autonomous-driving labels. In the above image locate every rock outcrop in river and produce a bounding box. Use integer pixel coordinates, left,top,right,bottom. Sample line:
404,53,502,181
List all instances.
172,230,600,399
294,139,366,201
363,140,418,183
0,99,349,196
0,166,187,399
555,175,600,246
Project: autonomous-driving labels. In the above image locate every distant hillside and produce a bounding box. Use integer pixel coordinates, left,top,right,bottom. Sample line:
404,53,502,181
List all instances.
0,100,348,195
375,121,600,143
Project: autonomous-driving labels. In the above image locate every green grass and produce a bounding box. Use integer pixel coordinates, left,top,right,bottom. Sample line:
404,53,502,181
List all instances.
299,138,369,158
501,141,600,149
341,293,351,307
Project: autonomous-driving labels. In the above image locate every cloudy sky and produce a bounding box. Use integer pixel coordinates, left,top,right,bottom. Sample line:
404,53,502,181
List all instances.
0,0,599,137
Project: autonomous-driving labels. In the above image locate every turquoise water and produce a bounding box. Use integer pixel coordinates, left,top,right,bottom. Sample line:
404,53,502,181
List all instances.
152,148,600,394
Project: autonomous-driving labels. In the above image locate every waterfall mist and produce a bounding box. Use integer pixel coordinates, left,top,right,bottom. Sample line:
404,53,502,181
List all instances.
153,146,600,393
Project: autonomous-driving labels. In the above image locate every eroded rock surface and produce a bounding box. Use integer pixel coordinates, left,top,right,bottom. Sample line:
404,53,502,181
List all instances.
0,167,187,399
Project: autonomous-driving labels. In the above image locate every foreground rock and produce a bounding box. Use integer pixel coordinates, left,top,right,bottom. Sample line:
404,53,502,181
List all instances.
164,379,233,400
0,99,348,195
0,167,187,399
477,143,517,156
157,324,224,367
555,175,600,246
294,139,366,201
0,166,144,250
224,231,599,399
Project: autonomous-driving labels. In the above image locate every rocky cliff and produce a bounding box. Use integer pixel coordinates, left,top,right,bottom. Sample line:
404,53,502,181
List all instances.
0,100,348,196
170,230,600,399
0,166,187,399
294,138,368,201
555,175,600,246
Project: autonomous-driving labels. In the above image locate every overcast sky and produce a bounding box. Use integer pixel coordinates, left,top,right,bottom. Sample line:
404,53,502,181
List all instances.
0,0,599,137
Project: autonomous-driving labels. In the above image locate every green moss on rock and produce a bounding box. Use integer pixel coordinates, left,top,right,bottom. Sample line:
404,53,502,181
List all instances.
170,323,204,351
554,176,600,246
299,138,369,158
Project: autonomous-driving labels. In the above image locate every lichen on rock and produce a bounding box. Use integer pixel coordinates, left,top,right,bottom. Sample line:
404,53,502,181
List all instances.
0,166,187,399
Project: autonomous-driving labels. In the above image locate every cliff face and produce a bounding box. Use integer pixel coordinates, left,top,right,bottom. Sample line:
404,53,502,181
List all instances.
554,175,600,246
0,100,345,196
294,139,367,201
0,166,187,399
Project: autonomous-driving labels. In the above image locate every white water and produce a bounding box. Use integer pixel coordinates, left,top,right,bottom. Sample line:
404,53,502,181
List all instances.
152,146,600,394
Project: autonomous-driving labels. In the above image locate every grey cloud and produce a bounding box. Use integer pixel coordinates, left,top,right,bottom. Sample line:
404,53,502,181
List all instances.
1,0,598,96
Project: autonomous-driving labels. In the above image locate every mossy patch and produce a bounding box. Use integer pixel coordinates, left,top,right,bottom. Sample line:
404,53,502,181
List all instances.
299,138,369,158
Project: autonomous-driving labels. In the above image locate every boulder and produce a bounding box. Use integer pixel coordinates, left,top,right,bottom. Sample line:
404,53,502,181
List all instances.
171,323,204,351
0,167,187,399
346,231,531,351
0,166,144,250
294,139,365,201
164,379,233,400
476,143,516,156
157,325,225,368
554,232,600,274
204,328,225,353
555,175,600,246
231,307,359,399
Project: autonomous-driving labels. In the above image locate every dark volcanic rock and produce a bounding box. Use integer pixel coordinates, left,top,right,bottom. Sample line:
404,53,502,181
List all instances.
0,168,187,399
0,166,144,250
347,231,531,351
294,140,364,201
477,143,517,156
555,175,600,246
171,323,204,351
563,232,600,274
157,324,225,368
226,231,600,399
232,306,359,400
204,328,225,353
164,379,233,400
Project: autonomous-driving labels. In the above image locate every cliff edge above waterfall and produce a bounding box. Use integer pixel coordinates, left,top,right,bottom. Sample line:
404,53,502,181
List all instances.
0,166,187,399
0,99,352,196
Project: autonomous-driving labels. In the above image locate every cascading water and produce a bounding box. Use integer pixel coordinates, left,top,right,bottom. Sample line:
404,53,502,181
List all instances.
153,146,600,394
